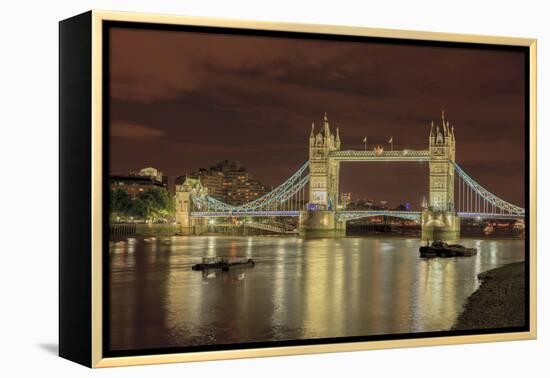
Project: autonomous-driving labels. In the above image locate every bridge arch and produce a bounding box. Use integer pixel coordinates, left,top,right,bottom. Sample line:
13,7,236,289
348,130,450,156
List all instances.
337,211,422,223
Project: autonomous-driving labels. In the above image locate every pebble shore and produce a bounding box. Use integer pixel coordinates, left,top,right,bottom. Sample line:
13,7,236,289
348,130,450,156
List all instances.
453,262,525,330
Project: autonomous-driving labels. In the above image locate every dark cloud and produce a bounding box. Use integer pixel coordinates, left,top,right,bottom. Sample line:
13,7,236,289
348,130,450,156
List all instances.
109,27,526,208
111,121,166,140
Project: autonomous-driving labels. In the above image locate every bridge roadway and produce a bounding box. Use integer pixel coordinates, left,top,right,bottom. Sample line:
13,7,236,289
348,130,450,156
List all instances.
191,210,524,220
246,221,298,234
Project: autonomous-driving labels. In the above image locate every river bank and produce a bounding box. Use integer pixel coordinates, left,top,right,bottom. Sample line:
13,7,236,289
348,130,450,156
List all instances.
453,262,525,330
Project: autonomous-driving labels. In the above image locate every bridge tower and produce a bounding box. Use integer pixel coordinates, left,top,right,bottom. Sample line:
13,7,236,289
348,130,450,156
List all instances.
421,111,460,240
175,177,208,235
300,113,346,237
308,112,341,210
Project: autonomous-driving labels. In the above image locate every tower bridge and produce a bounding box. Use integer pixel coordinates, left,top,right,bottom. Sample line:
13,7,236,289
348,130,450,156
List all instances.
176,112,525,238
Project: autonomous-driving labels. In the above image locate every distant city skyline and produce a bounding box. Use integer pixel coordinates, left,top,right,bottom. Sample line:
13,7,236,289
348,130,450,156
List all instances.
109,26,526,209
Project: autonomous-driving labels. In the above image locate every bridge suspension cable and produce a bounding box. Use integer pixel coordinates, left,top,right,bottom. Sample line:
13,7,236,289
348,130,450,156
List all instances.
189,159,524,218
191,162,310,212
453,162,524,217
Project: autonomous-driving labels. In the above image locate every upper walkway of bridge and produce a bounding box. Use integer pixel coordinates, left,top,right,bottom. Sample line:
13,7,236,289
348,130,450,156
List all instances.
330,150,429,162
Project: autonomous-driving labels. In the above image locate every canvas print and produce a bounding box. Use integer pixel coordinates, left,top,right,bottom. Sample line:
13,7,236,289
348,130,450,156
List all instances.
106,24,528,355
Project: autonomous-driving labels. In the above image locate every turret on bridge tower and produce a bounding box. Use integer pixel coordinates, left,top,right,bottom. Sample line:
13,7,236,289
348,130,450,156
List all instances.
428,111,456,212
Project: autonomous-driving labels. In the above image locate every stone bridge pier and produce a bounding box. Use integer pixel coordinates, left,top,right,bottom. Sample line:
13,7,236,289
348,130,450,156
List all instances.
299,210,346,238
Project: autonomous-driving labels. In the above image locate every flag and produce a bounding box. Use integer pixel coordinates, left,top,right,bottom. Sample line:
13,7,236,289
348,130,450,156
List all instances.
388,136,393,143
363,137,367,143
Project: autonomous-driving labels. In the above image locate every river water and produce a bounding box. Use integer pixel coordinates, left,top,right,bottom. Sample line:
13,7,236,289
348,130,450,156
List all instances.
109,236,524,351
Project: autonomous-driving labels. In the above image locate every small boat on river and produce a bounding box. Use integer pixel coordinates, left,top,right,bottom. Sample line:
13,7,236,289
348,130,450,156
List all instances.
192,257,255,271
419,240,477,258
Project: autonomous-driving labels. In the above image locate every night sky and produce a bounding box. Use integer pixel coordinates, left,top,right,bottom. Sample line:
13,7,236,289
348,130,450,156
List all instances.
109,26,526,209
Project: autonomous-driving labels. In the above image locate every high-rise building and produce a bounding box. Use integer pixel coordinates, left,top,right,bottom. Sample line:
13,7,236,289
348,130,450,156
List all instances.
199,170,224,199
110,175,166,197
176,160,268,205
130,167,168,188
111,167,169,197
340,192,351,209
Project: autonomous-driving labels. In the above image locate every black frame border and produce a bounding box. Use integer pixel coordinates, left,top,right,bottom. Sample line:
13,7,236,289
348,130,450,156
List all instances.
59,11,93,367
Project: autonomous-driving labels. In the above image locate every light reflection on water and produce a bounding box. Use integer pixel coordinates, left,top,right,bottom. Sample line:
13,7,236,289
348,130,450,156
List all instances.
109,236,524,351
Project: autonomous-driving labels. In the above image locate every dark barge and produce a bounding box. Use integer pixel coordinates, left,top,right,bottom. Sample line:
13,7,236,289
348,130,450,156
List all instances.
192,257,255,271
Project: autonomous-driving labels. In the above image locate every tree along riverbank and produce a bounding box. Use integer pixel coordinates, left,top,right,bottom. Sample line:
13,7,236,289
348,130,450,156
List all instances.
453,262,525,330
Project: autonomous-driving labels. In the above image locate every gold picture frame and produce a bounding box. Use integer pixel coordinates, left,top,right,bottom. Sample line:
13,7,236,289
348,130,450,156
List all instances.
59,10,537,368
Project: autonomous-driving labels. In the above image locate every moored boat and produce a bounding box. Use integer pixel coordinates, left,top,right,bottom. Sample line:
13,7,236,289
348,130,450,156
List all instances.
192,257,255,271
419,240,477,258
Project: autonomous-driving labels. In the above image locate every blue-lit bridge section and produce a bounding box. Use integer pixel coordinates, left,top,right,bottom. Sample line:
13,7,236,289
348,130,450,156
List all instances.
191,211,300,218
191,210,425,221
457,212,525,220
191,210,524,221
190,162,309,213
452,161,524,217
337,210,422,221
